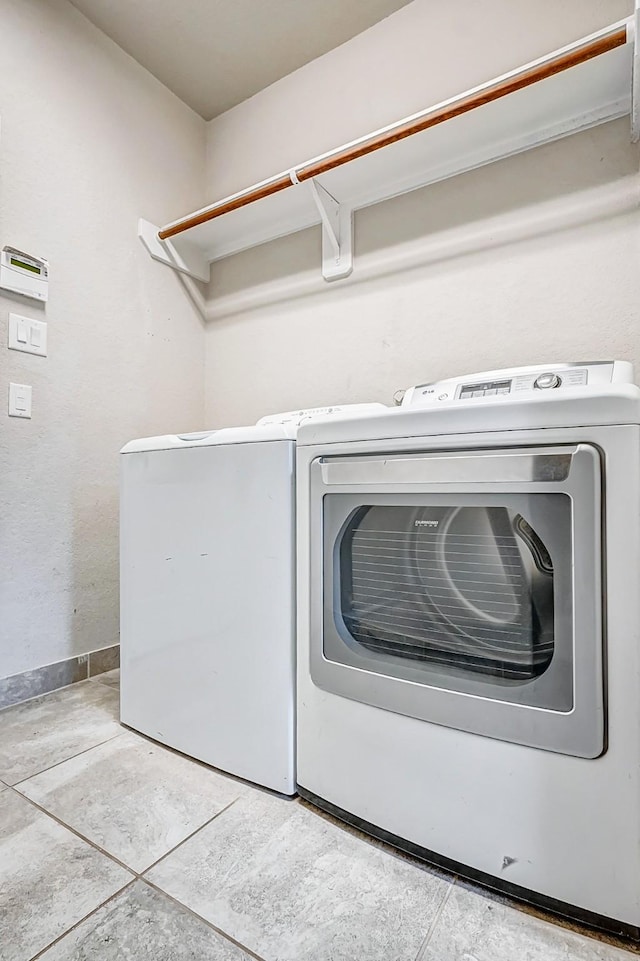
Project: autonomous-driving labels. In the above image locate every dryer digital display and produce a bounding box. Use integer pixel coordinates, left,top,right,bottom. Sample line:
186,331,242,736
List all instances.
459,379,512,399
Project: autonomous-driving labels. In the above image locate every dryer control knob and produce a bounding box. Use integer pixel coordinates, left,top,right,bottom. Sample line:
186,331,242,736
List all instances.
534,372,561,390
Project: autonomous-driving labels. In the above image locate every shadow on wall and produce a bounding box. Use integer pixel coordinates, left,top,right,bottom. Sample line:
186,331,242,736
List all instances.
206,118,639,315
356,117,639,256
71,483,120,659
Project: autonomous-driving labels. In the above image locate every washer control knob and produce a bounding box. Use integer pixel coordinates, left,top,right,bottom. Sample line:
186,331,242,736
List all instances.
534,372,561,390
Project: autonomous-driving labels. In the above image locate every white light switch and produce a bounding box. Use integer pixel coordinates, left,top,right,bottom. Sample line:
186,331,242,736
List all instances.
8,382,32,418
8,313,47,356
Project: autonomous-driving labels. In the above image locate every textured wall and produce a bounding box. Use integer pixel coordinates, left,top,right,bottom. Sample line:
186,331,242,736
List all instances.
0,0,206,678
1,0,638,680
204,0,639,426
205,0,634,199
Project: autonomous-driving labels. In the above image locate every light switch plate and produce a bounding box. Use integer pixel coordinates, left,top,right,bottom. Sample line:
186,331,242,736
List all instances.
8,382,32,418
8,313,47,356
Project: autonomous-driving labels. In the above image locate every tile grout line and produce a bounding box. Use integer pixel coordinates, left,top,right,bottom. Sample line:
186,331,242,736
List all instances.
6,783,137,876
414,876,457,960
10,729,126,788
27,869,267,961
28,878,137,961
9,778,242,880
140,795,241,875
6,785,256,957
141,877,269,961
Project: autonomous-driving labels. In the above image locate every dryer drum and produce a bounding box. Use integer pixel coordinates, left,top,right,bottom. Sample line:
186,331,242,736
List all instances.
340,504,555,681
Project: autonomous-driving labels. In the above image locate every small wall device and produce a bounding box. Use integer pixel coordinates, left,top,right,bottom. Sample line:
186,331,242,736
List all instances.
0,246,49,301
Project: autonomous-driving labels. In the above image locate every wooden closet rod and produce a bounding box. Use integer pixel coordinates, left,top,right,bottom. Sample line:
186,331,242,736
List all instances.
159,26,627,242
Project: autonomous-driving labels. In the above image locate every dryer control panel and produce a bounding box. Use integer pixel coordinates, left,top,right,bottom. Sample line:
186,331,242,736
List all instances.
401,361,633,407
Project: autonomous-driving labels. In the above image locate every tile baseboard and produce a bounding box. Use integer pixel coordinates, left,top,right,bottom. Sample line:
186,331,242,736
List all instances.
88,645,120,677
0,644,120,710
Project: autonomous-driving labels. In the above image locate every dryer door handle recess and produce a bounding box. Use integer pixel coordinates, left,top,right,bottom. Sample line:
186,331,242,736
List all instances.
317,446,577,487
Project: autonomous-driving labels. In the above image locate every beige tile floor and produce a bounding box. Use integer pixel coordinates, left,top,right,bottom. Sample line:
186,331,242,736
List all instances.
0,672,638,961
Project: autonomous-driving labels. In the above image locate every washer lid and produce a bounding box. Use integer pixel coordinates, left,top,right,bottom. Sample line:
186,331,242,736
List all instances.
120,422,295,454
120,402,387,453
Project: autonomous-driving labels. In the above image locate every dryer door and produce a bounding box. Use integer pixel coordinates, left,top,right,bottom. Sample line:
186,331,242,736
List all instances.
310,444,603,758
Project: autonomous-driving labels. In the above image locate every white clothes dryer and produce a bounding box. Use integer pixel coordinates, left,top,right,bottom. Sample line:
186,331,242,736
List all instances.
120,404,384,795
295,362,640,936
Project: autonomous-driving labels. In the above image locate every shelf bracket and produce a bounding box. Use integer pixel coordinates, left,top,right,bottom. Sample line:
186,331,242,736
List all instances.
633,1,640,142
138,219,210,283
307,179,353,281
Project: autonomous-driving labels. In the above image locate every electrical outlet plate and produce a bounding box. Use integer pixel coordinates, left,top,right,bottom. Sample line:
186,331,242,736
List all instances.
8,313,47,356
8,382,32,418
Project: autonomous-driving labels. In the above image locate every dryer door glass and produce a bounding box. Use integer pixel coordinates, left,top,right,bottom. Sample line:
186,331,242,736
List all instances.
340,504,554,683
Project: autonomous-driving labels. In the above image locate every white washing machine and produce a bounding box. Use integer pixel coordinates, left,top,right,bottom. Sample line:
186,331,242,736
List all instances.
120,404,384,795
295,362,640,936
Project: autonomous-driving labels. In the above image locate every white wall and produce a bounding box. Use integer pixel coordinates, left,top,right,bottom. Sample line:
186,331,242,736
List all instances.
205,0,633,198
0,0,207,678
1,0,637,679
204,0,639,426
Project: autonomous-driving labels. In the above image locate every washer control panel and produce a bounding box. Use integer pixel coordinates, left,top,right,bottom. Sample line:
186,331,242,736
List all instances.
257,403,386,427
401,362,632,408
